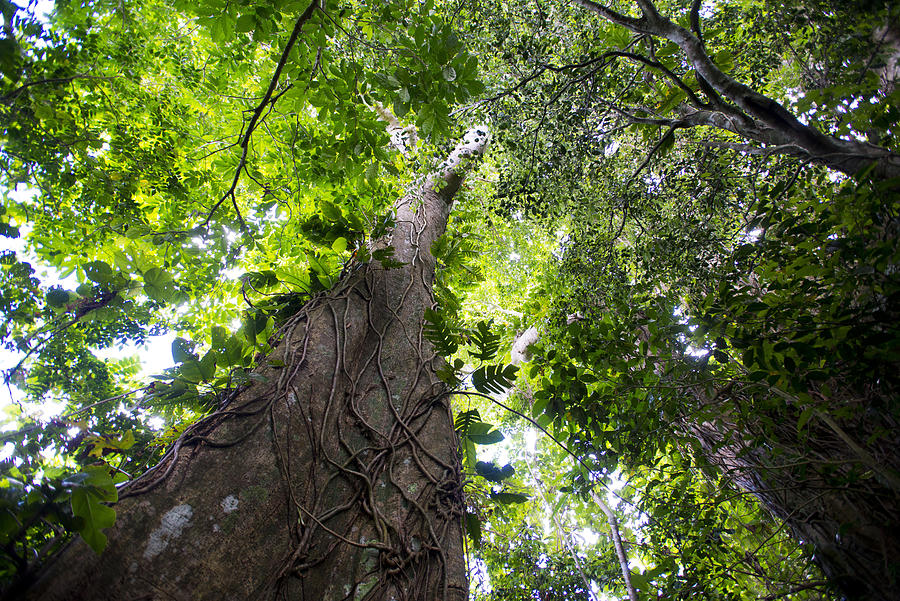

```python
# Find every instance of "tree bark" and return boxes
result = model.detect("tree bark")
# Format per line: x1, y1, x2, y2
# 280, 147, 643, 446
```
22, 128, 489, 601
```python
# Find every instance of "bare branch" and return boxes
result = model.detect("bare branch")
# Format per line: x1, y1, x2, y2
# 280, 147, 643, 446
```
589, 489, 639, 601
626, 123, 678, 184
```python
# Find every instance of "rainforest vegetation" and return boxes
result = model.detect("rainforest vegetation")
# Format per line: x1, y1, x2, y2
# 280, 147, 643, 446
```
0, 0, 898, 599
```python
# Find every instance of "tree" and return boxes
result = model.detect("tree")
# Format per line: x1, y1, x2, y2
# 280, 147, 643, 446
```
2, 0, 899, 600
1, 0, 490, 598
23, 128, 489, 600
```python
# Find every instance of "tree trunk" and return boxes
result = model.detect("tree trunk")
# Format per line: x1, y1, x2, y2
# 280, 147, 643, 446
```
688, 382, 900, 601
22, 129, 489, 601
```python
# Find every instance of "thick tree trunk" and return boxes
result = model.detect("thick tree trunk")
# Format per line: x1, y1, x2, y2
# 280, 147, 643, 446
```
23, 129, 489, 601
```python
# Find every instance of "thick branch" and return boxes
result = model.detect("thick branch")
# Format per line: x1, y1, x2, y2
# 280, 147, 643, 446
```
689, 0, 703, 44
573, 0, 900, 180
570, 0, 649, 33
427, 127, 491, 203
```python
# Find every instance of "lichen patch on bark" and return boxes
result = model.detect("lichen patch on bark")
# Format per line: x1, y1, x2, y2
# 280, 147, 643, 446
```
142, 504, 194, 560
220, 495, 239, 513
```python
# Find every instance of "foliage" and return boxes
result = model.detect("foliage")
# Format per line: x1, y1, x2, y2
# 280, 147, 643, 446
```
0, 0, 898, 598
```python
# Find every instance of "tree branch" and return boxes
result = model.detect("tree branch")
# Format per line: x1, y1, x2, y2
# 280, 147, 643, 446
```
689, 0, 703, 45
570, 0, 649, 33
0, 75, 116, 103
201, 0, 321, 229
604, 50, 708, 108
573, 0, 900, 179
589, 489, 639, 601
427, 127, 491, 203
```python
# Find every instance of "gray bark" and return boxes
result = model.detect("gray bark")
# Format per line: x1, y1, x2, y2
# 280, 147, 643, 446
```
23, 128, 489, 601
573, 0, 900, 181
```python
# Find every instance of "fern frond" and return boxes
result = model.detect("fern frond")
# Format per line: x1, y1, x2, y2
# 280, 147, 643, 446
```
470, 320, 500, 361
424, 308, 461, 356
472, 364, 518, 394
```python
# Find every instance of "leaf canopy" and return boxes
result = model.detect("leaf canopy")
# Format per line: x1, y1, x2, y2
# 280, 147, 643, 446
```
1, 0, 899, 598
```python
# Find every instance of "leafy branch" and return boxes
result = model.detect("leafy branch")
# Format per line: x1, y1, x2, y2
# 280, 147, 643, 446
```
201, 0, 322, 230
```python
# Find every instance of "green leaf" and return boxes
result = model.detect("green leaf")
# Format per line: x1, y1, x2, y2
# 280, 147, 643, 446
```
83, 261, 114, 285
199, 350, 217, 380
211, 326, 228, 348
243, 270, 278, 289
172, 337, 198, 364
467, 422, 504, 445
531, 395, 550, 418
489, 491, 529, 504
469, 320, 500, 361
454, 408, 481, 433
797, 407, 814, 431
320, 200, 342, 221
143, 267, 178, 303
331, 236, 348, 253
424, 308, 460, 356
465, 512, 482, 549
472, 364, 518, 394
46, 288, 72, 308
714, 49, 734, 72
178, 360, 204, 383
71, 487, 117, 554
475, 461, 515, 483
68, 466, 119, 555
235, 14, 255, 33
463, 438, 476, 472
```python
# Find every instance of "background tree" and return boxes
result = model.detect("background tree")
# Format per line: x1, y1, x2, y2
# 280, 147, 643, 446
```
453, 1, 899, 599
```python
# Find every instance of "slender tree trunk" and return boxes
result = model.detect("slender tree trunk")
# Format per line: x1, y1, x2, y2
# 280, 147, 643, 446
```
22, 129, 489, 601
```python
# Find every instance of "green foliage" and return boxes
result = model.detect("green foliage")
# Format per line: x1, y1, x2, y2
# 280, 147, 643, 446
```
469, 320, 501, 362
473, 530, 621, 601
475, 460, 515, 483
472, 364, 518, 394
1, 0, 897, 597
67, 466, 123, 554
424, 307, 461, 356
